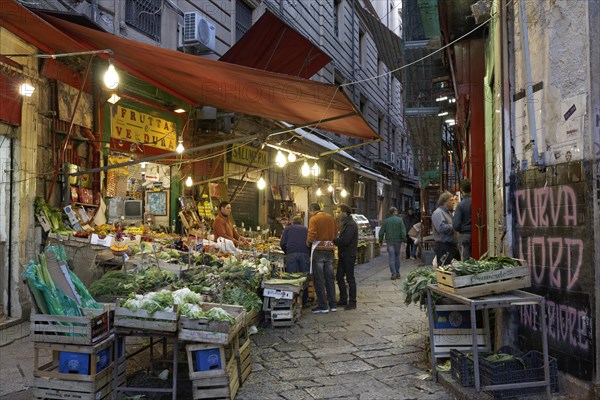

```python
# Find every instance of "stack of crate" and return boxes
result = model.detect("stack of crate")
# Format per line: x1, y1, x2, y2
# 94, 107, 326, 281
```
30, 307, 114, 400
179, 303, 245, 399
262, 280, 304, 327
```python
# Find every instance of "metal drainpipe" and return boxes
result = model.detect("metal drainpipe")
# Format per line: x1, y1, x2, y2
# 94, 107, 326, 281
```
351, 0, 356, 99
7, 137, 13, 316
91, 0, 98, 22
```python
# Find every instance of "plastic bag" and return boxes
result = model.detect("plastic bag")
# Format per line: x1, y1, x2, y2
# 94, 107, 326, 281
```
23, 261, 82, 316
216, 237, 239, 254
68, 269, 101, 309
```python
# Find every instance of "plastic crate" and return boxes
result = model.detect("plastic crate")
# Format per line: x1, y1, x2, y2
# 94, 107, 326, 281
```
479, 346, 526, 377
450, 349, 493, 387
482, 350, 559, 399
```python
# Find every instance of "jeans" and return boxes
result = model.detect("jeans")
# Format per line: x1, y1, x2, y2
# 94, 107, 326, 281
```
336, 253, 357, 304
286, 253, 310, 304
312, 250, 336, 309
387, 241, 402, 276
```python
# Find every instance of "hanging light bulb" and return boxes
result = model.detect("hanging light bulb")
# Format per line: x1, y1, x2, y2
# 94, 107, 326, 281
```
103, 59, 119, 89
341, 188, 348, 198
301, 161, 310, 177
327, 184, 334, 193
275, 150, 287, 167
311, 162, 320, 177
316, 188, 322, 197
185, 176, 193, 187
19, 81, 35, 97
257, 176, 266, 189
176, 138, 185, 153
107, 93, 120, 104
287, 152, 296, 162
141, 162, 146, 169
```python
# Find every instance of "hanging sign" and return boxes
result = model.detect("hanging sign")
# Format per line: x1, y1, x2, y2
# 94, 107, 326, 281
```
228, 144, 269, 168
112, 106, 177, 151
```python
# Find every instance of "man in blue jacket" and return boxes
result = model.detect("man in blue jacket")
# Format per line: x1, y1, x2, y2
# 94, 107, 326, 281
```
379, 207, 407, 280
280, 215, 310, 305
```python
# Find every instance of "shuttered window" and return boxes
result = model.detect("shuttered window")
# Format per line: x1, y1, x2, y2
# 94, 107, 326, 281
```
227, 179, 259, 228
236, 0, 253, 42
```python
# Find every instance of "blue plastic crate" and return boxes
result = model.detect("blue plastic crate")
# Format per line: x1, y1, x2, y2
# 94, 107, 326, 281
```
59, 352, 90, 375
450, 349, 493, 387
96, 347, 110, 373
194, 348, 223, 372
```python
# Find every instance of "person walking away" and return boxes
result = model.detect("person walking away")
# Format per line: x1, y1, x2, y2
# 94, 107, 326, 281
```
333, 204, 358, 310
212, 201, 248, 247
453, 180, 472, 260
280, 215, 310, 306
378, 207, 407, 280
306, 203, 338, 314
432, 192, 460, 266
403, 207, 419, 260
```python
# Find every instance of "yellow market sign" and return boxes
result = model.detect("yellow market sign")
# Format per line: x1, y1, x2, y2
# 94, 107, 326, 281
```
229, 144, 269, 168
112, 106, 177, 151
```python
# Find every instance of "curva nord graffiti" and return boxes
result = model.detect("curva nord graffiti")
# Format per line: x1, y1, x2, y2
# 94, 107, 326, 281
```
514, 176, 594, 380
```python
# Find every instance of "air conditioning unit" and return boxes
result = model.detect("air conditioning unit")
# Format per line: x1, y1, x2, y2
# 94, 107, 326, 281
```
183, 12, 216, 52
353, 182, 365, 198
387, 152, 396, 164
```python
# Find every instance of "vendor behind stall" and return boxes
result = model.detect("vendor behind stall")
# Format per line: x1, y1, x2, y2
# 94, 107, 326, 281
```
280, 215, 310, 306
213, 201, 248, 247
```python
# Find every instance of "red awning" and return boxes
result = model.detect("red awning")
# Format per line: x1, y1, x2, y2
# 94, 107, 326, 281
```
0, 0, 378, 140
220, 10, 331, 79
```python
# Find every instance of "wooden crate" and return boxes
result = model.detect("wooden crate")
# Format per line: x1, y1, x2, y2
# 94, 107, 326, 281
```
235, 328, 252, 385
113, 336, 126, 388
33, 366, 113, 400
30, 307, 113, 345
179, 303, 245, 345
114, 305, 178, 333
436, 265, 531, 298
244, 308, 261, 328
187, 342, 239, 399
34, 336, 114, 381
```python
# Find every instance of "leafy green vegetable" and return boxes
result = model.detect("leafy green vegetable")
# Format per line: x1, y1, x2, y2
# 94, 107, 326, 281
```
402, 267, 437, 307
222, 287, 262, 312
439, 256, 521, 276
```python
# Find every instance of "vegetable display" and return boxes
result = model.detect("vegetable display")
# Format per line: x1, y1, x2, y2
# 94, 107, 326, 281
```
402, 267, 437, 307
438, 256, 521, 276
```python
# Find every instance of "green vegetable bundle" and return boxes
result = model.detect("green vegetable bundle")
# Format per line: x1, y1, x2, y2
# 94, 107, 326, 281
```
402, 267, 437, 307
439, 256, 521, 276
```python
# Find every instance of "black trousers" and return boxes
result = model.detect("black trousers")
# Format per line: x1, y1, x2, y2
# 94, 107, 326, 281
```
336, 254, 357, 304
434, 241, 460, 266
406, 237, 415, 258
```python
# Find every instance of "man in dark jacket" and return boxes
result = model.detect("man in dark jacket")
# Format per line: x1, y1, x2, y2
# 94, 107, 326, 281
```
403, 207, 419, 259
333, 204, 358, 310
379, 207, 407, 280
280, 215, 310, 305
452, 180, 472, 260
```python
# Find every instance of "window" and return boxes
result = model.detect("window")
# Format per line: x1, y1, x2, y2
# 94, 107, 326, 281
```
125, 0, 161, 41
333, 0, 343, 37
358, 28, 366, 66
236, 0, 253, 42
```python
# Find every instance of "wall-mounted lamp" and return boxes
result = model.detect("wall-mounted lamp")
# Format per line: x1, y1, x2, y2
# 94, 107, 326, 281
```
275, 150, 287, 167
103, 58, 119, 89
311, 162, 320, 177
18, 81, 35, 97
176, 138, 185, 153
301, 161, 310, 177
257, 175, 266, 190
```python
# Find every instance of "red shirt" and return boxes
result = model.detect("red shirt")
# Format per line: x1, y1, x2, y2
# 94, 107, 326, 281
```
213, 213, 240, 243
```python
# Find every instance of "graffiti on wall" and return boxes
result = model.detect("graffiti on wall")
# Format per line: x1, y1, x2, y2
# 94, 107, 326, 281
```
515, 180, 593, 380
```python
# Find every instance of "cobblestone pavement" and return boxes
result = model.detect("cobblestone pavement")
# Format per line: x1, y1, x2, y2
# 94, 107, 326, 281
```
0, 251, 454, 400
236, 253, 454, 400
